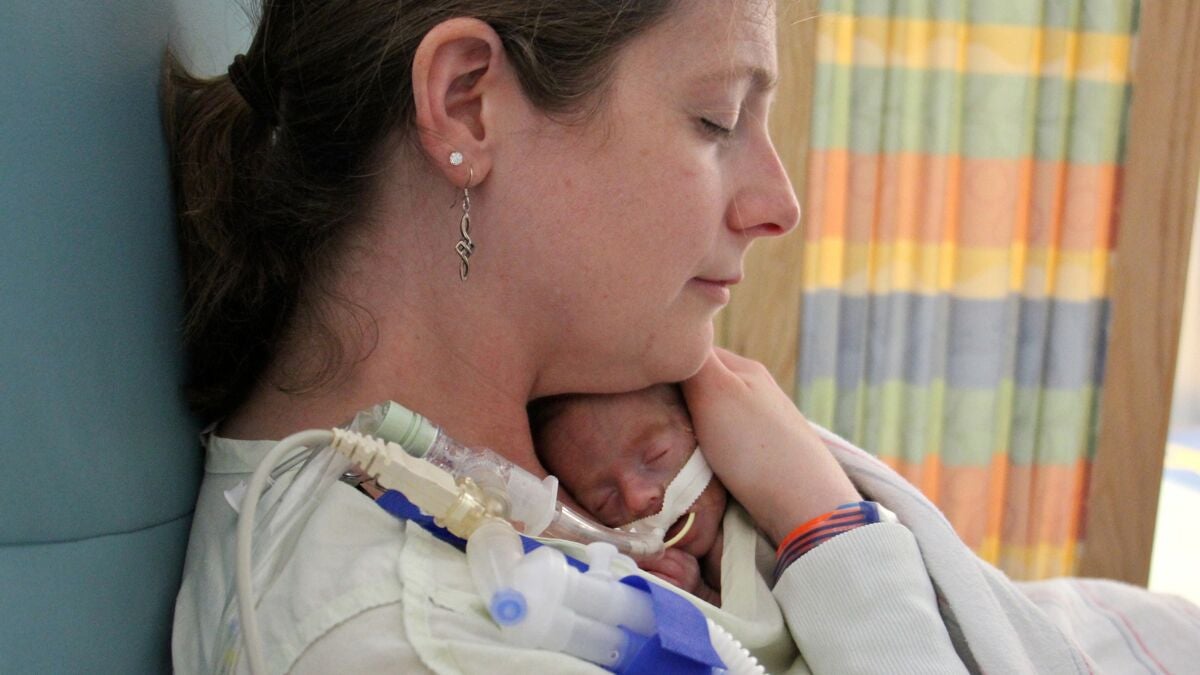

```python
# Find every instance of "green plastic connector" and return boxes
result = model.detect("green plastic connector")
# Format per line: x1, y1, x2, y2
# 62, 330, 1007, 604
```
374, 401, 439, 457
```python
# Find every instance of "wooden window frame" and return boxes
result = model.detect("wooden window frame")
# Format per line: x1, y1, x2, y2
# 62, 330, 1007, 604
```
1078, 1, 1200, 585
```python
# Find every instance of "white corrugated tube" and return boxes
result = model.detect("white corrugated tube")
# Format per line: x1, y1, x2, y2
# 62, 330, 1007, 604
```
707, 617, 767, 675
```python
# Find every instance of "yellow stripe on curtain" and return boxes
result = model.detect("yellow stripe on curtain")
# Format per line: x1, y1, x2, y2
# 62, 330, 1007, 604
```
797, 0, 1138, 580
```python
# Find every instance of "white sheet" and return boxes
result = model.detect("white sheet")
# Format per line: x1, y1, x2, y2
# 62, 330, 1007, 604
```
816, 424, 1200, 674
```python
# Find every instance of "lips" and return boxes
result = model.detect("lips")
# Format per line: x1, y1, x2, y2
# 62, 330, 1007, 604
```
693, 274, 742, 287
689, 275, 740, 304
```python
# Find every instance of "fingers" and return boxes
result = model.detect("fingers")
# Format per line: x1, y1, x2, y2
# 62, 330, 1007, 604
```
639, 548, 699, 584
676, 346, 860, 543
681, 348, 752, 403
710, 346, 759, 372
687, 347, 773, 390
681, 349, 726, 389
639, 549, 721, 605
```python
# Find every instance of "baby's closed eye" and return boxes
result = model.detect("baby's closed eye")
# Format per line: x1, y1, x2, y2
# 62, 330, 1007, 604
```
644, 446, 670, 466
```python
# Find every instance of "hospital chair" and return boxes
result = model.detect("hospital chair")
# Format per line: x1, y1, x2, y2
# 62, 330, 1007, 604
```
0, 3, 244, 672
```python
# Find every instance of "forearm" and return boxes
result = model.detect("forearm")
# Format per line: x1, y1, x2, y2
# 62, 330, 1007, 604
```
772, 523, 967, 675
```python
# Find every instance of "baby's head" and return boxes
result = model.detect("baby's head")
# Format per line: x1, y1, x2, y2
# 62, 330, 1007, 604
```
530, 384, 727, 559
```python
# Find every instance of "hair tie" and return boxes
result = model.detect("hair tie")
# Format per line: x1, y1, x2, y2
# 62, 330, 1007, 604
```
227, 54, 279, 126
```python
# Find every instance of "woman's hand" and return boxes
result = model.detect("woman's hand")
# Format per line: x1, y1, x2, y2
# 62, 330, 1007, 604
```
681, 348, 860, 546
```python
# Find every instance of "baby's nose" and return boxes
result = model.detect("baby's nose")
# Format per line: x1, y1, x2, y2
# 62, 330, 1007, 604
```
623, 480, 665, 521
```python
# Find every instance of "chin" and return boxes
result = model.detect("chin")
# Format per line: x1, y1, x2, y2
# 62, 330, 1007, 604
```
647, 323, 715, 383
543, 318, 713, 397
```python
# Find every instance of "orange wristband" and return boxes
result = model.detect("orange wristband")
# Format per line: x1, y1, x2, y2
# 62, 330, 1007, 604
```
773, 502, 885, 581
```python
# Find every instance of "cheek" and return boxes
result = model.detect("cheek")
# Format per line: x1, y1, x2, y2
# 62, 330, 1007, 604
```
677, 482, 727, 556
511, 129, 724, 385
697, 483, 727, 531
578, 129, 721, 264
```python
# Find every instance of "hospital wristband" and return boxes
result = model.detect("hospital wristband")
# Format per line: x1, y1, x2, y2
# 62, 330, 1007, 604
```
773, 501, 887, 581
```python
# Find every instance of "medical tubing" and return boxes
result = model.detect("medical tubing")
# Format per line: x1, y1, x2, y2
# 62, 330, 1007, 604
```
539, 501, 665, 559
561, 565, 656, 636
236, 424, 487, 675
231, 402, 681, 674
467, 519, 667, 669
373, 401, 665, 558
329, 428, 492, 538
493, 541, 636, 668
236, 428, 334, 675
234, 417, 758, 675
466, 519, 525, 613
706, 617, 766, 675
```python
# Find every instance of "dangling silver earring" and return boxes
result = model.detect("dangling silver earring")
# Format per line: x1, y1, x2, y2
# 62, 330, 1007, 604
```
454, 166, 475, 281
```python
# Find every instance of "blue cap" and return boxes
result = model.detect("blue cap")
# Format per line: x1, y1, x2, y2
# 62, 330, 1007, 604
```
489, 589, 528, 626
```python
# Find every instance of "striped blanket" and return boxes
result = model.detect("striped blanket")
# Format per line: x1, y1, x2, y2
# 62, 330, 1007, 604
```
817, 425, 1200, 674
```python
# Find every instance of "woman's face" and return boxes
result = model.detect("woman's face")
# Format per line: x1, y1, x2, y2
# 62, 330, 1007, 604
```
489, 0, 798, 396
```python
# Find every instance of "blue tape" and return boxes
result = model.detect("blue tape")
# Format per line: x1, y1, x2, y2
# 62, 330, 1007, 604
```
618, 576, 725, 673
374, 489, 724, 674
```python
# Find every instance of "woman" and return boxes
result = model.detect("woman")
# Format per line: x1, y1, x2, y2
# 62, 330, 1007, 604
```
168, 0, 962, 672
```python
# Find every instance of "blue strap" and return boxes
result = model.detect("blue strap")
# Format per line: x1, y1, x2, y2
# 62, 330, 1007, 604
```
617, 576, 725, 673
375, 489, 589, 573
374, 489, 724, 673
375, 489, 469, 550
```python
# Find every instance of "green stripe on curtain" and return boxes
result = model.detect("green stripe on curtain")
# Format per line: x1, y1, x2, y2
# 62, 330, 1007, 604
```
797, 0, 1137, 579
810, 68, 1129, 163
822, 0, 1137, 33
801, 379, 1098, 467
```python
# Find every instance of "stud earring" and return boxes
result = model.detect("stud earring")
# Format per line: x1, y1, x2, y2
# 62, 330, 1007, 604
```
449, 151, 464, 166
455, 167, 475, 280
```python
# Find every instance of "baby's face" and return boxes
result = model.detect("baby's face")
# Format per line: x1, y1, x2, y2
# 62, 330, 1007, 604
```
538, 387, 727, 559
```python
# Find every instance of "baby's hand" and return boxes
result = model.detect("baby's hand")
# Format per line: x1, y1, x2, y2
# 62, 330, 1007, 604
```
639, 548, 721, 606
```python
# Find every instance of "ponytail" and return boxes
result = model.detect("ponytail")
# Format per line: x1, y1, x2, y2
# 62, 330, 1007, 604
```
163, 51, 301, 421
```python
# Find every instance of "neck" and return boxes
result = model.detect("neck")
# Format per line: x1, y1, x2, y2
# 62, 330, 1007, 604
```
220, 230, 549, 481
222, 315, 547, 479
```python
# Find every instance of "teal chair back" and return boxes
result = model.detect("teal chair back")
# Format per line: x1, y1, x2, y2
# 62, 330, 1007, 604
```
1, 3, 245, 672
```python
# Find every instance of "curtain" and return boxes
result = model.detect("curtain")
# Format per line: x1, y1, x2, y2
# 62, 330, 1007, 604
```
797, 0, 1139, 579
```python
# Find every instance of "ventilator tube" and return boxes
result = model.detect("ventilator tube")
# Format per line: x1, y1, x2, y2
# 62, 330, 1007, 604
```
371, 401, 665, 558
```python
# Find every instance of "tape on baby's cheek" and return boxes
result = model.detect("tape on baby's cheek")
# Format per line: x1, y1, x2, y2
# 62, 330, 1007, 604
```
623, 446, 713, 537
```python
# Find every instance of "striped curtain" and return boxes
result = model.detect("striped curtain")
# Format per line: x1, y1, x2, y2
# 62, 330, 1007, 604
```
797, 0, 1138, 579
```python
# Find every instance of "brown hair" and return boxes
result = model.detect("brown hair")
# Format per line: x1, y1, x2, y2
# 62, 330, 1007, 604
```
164, 0, 678, 421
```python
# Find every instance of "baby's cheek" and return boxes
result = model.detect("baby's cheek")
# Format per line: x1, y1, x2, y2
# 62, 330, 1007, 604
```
704, 480, 728, 511
680, 482, 728, 557
695, 481, 728, 527
579, 489, 626, 528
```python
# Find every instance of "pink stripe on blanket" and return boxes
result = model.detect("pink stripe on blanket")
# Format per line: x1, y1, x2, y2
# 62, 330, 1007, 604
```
1073, 580, 1172, 674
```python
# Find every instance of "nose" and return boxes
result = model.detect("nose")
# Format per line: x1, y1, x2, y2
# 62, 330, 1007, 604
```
728, 132, 801, 240
621, 477, 665, 521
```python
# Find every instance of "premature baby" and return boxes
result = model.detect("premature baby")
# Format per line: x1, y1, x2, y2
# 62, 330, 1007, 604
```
530, 384, 728, 605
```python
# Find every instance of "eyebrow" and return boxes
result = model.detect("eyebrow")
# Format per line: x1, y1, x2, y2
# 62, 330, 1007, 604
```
691, 64, 779, 94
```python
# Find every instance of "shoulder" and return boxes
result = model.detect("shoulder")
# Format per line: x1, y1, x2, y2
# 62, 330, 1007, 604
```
254, 483, 412, 672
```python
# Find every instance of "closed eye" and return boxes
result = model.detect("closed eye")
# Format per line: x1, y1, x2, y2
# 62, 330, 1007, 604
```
699, 118, 735, 139
645, 446, 670, 466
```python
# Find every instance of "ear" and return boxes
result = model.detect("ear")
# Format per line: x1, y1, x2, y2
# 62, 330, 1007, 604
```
411, 18, 507, 188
